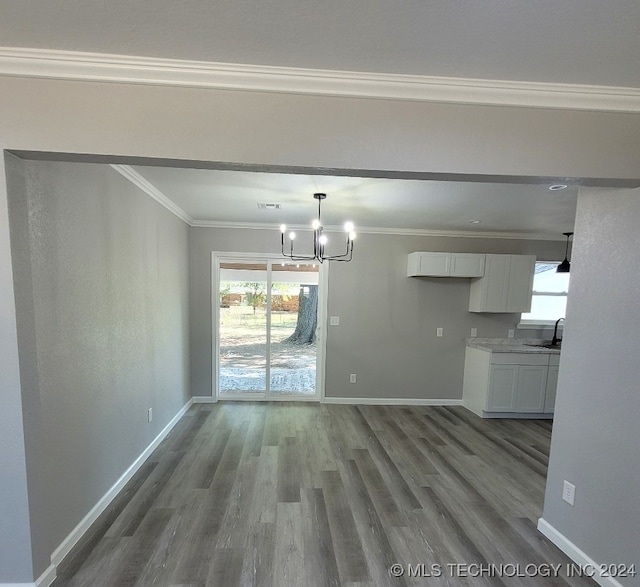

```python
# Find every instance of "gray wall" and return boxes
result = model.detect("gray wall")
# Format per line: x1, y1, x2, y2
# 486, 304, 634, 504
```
1, 154, 35, 582
2, 76, 640, 181
324, 233, 563, 399
542, 187, 640, 584
7, 158, 190, 578
190, 226, 565, 399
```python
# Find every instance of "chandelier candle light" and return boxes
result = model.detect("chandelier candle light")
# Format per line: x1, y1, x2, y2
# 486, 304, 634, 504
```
280, 193, 356, 263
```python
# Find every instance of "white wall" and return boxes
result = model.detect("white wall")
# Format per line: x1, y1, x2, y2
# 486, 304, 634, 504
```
541, 187, 640, 584
6, 158, 190, 579
1, 72, 640, 582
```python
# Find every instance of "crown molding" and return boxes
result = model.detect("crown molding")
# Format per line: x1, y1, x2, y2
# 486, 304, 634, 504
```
191, 220, 563, 241
2, 47, 640, 113
110, 164, 193, 224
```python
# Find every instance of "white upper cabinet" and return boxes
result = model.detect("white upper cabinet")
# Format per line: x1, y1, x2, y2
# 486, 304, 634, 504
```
407, 252, 485, 277
468, 254, 535, 312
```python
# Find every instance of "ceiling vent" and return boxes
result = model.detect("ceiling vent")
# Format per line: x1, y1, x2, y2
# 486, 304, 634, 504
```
257, 202, 281, 210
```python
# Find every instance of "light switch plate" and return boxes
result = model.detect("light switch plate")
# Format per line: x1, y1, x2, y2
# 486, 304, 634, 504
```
470, 328, 478, 337
330, 316, 340, 326
508, 329, 515, 339
436, 327, 444, 337
562, 480, 576, 506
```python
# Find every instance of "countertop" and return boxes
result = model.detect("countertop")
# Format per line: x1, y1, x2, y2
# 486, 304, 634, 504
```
466, 338, 561, 354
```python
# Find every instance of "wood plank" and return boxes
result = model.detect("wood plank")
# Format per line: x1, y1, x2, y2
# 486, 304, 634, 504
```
320, 470, 370, 583
239, 522, 275, 587
276, 436, 302, 503
273, 502, 305, 587
300, 488, 341, 587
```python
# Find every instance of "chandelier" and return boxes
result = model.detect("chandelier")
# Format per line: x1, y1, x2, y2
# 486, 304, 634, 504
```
280, 193, 356, 263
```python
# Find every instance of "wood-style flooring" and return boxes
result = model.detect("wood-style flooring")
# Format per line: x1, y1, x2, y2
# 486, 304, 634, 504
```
52, 403, 595, 586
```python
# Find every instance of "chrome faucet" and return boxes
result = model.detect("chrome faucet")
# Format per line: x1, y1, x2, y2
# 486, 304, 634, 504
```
552, 317, 565, 346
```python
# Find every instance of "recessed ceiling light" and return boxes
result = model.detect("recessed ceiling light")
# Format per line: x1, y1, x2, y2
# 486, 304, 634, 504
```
257, 202, 281, 210
468, 219, 481, 224
549, 184, 568, 191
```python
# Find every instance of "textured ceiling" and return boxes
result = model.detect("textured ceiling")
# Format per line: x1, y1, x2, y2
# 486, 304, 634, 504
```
1, 0, 640, 87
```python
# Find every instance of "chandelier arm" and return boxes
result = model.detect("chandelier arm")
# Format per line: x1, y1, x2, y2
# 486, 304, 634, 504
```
282, 251, 319, 262
323, 251, 353, 262
321, 236, 352, 260
322, 242, 354, 262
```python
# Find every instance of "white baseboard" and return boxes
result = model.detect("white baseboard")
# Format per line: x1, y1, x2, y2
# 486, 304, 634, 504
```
33, 565, 56, 587
1, 561, 56, 587
192, 395, 218, 403
47, 399, 194, 577
537, 518, 624, 587
321, 397, 463, 406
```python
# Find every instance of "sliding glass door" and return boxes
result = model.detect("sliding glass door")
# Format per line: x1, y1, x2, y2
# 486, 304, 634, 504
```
216, 256, 321, 399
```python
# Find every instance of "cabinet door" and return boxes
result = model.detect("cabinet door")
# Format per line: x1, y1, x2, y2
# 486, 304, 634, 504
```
472, 255, 510, 312
407, 252, 451, 276
544, 365, 560, 413
515, 365, 547, 412
506, 255, 536, 312
487, 365, 518, 411
450, 253, 485, 277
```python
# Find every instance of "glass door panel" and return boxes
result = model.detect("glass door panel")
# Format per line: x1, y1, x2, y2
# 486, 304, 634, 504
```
269, 263, 319, 396
218, 261, 268, 396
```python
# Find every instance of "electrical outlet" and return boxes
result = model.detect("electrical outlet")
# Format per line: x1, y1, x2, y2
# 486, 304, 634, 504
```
147, 408, 153, 423
349, 374, 357, 384
470, 328, 478, 337
330, 316, 340, 326
508, 329, 515, 339
562, 480, 576, 506
436, 327, 444, 337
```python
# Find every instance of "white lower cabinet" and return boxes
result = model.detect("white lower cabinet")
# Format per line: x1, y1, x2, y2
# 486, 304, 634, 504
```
463, 347, 558, 418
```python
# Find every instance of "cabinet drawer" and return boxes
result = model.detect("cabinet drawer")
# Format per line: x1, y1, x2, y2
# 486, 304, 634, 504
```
490, 352, 549, 366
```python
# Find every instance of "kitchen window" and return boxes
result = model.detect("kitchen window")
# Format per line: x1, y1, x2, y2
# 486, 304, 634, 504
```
519, 262, 569, 325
